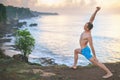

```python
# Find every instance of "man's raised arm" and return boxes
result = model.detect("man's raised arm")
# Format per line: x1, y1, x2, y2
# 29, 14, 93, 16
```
89, 7, 101, 23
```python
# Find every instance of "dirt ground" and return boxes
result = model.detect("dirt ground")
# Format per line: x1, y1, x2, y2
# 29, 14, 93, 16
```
0, 56, 120, 80
40, 63, 120, 80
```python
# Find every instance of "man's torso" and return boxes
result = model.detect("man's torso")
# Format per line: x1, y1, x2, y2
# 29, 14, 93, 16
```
80, 32, 91, 49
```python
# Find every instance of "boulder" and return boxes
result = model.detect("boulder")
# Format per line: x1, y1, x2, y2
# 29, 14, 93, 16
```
39, 57, 57, 66
29, 23, 37, 27
13, 54, 28, 62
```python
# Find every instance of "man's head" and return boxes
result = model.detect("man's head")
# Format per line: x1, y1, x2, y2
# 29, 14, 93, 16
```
84, 22, 93, 31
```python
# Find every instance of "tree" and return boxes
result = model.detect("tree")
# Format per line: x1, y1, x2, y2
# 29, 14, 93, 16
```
15, 29, 35, 57
0, 4, 7, 23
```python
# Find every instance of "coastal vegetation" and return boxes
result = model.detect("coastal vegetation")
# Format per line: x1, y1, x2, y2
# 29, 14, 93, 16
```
15, 29, 35, 60
0, 3, 58, 24
0, 4, 7, 23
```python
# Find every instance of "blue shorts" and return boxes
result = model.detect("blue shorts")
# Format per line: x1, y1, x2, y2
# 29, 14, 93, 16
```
81, 46, 92, 60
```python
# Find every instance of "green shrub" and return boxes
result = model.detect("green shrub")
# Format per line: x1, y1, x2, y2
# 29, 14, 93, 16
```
15, 29, 35, 57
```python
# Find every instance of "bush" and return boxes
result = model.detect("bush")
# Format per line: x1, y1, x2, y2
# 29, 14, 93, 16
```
15, 29, 35, 57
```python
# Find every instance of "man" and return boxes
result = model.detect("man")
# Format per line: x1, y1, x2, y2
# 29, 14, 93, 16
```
72, 7, 113, 78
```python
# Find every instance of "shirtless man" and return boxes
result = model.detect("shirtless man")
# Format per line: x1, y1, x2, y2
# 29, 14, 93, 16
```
72, 7, 113, 78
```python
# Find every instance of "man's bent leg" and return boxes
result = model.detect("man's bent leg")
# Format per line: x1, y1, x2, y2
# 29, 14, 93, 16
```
72, 48, 81, 69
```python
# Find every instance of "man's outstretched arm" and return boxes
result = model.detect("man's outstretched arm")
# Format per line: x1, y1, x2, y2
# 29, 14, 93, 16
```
89, 7, 101, 23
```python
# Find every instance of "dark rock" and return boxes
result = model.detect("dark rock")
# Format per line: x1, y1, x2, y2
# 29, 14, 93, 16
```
13, 54, 28, 62
6, 34, 13, 37
0, 38, 11, 43
16, 21, 27, 27
39, 57, 57, 66
0, 49, 10, 59
29, 23, 37, 27
8, 19, 18, 25
0, 49, 5, 58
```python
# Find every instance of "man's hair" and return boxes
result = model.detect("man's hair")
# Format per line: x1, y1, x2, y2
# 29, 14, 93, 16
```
87, 22, 93, 30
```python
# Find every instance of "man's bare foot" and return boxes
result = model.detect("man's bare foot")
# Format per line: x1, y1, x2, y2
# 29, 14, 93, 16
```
70, 66, 77, 69
102, 73, 113, 78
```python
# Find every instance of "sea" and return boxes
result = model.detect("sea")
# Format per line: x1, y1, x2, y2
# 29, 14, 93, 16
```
18, 14, 120, 66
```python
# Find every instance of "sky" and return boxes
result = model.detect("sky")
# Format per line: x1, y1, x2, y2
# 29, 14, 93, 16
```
0, 0, 120, 15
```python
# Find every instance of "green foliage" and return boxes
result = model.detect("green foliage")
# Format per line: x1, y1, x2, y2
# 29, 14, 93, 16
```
15, 29, 35, 57
6, 6, 34, 19
0, 4, 7, 22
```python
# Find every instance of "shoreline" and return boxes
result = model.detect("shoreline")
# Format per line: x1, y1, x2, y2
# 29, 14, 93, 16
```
0, 21, 21, 57
0, 15, 120, 67
0, 25, 119, 66
1, 22, 120, 67
0, 19, 120, 80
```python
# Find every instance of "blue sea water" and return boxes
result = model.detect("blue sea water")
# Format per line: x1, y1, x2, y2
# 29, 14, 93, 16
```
20, 14, 120, 66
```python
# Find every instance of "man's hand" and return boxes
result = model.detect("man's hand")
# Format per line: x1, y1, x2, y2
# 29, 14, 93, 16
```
96, 7, 101, 12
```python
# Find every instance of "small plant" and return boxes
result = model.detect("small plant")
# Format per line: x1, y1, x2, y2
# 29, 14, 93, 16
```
15, 29, 35, 57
